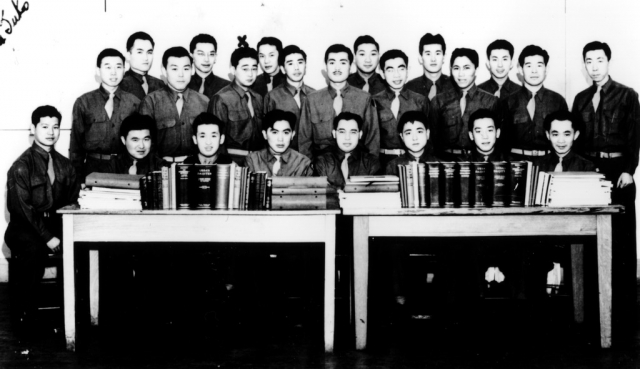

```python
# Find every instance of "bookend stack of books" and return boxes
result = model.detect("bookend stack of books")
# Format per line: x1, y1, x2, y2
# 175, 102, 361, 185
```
80, 172, 144, 210
535, 171, 612, 207
339, 175, 402, 209
271, 177, 337, 210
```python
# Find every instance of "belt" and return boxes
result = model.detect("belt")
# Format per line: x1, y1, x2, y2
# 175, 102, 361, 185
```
162, 156, 188, 163
510, 148, 549, 157
380, 149, 405, 156
227, 148, 251, 156
585, 151, 623, 159
444, 148, 468, 155
87, 153, 115, 160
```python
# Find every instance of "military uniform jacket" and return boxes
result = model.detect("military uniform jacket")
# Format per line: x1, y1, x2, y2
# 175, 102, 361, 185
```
347, 72, 386, 95
535, 150, 597, 173
120, 70, 165, 101
252, 72, 286, 98
314, 147, 380, 189
405, 73, 456, 103
478, 78, 520, 102
373, 87, 429, 150
187, 72, 230, 100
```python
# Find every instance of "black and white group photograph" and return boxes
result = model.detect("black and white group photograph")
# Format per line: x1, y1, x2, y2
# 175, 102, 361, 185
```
0, 0, 640, 368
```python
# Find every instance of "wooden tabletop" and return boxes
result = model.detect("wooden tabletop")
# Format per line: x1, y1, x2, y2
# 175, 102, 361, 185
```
342, 205, 624, 216
58, 205, 341, 216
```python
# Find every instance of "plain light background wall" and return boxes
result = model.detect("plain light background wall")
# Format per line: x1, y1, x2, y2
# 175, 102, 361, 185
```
0, 0, 638, 281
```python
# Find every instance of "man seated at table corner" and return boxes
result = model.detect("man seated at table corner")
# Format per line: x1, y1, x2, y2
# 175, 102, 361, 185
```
245, 109, 312, 176
5, 105, 80, 335
314, 112, 380, 189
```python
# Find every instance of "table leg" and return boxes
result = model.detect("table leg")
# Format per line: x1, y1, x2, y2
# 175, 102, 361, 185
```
63, 214, 76, 351
596, 214, 613, 348
324, 215, 336, 353
89, 250, 99, 325
353, 216, 369, 350
570, 243, 584, 324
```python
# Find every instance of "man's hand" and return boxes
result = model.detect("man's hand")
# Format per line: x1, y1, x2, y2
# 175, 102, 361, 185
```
617, 173, 634, 188
47, 237, 61, 253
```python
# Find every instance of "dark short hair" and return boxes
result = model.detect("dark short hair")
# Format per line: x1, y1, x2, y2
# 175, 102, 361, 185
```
263, 109, 296, 131
126, 31, 154, 51
583, 41, 611, 61
544, 110, 577, 132
353, 35, 379, 53
379, 49, 408, 70
325, 44, 353, 64
397, 111, 428, 134
419, 33, 446, 55
518, 45, 549, 67
279, 45, 307, 67
162, 47, 193, 68
31, 105, 61, 126
333, 112, 363, 130
192, 112, 225, 136
257, 37, 283, 53
119, 113, 157, 142
469, 109, 498, 131
231, 36, 258, 67
190, 34, 217, 53
486, 39, 514, 59
450, 48, 479, 68
96, 48, 125, 67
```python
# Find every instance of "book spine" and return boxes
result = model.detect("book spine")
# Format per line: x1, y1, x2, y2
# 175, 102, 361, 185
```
152, 171, 163, 210
473, 163, 487, 208
492, 162, 507, 207
214, 164, 231, 209
265, 177, 272, 210
342, 184, 400, 193
161, 166, 170, 210
398, 165, 406, 208
406, 165, 415, 208
510, 161, 526, 207
411, 161, 419, 208
417, 163, 427, 208
459, 162, 471, 208
227, 162, 236, 209
427, 162, 440, 208
257, 172, 267, 210
248, 172, 257, 210
272, 194, 327, 210
139, 177, 148, 210
270, 176, 328, 188
232, 166, 242, 209
176, 164, 191, 210
85, 173, 144, 189
442, 162, 456, 208
195, 165, 214, 209
243, 168, 250, 210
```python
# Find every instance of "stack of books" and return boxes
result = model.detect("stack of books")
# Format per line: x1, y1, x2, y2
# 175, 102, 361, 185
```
534, 171, 612, 207
80, 173, 144, 210
271, 177, 336, 210
339, 175, 401, 209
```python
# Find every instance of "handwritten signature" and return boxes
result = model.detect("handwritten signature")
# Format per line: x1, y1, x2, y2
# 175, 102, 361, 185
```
0, 0, 29, 47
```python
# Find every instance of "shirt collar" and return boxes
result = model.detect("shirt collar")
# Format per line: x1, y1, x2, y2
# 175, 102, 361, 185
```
328, 83, 351, 99
125, 70, 145, 84
596, 75, 614, 94
556, 150, 576, 163
284, 81, 307, 97
31, 142, 53, 158
384, 86, 409, 100
165, 85, 191, 101
231, 81, 256, 98
456, 84, 478, 98
263, 148, 292, 164
99, 84, 121, 100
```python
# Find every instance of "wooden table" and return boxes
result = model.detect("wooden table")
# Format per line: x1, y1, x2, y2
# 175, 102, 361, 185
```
343, 206, 623, 350
58, 208, 340, 352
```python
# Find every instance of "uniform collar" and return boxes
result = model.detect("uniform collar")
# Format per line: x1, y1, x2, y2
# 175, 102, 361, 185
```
125, 69, 146, 84
263, 147, 293, 164
231, 81, 257, 99
328, 83, 351, 99
383, 86, 409, 100
99, 85, 121, 100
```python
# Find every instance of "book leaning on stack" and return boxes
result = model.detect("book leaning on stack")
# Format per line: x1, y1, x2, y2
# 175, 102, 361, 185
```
80, 172, 144, 210
339, 175, 401, 209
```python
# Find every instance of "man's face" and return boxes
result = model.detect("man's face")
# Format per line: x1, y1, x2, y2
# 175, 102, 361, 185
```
451, 56, 476, 90
487, 49, 513, 80
31, 117, 60, 148
259, 44, 279, 76
192, 124, 224, 157
520, 55, 547, 87
546, 119, 579, 157
280, 53, 306, 84
121, 129, 151, 160
332, 119, 362, 153
355, 43, 379, 74
192, 42, 216, 75
326, 52, 351, 84
164, 56, 192, 92
382, 57, 408, 91
232, 57, 258, 88
400, 121, 429, 154
468, 118, 499, 154
128, 39, 154, 74
263, 120, 294, 154
419, 44, 444, 74
98, 56, 124, 88
584, 49, 610, 84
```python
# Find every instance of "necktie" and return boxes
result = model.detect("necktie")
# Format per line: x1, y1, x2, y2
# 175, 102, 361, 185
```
245, 93, 255, 118
494, 85, 502, 98
142, 76, 149, 94
484, 155, 489, 162
428, 83, 437, 100
391, 91, 400, 119
333, 89, 343, 115
592, 85, 602, 112
47, 153, 55, 184
527, 92, 536, 120
554, 157, 563, 172
105, 92, 115, 119
460, 91, 467, 115
204, 157, 214, 165
267, 75, 273, 92
176, 93, 184, 118
294, 88, 301, 108
199, 77, 206, 94
272, 156, 281, 176
363, 79, 369, 93
128, 159, 137, 175
341, 153, 350, 182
